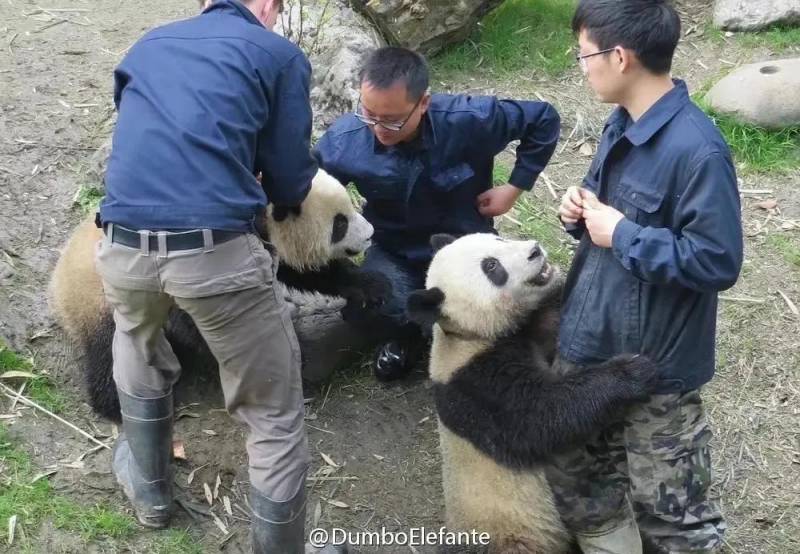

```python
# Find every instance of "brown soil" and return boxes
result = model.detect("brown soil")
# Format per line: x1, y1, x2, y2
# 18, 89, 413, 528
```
0, 0, 798, 553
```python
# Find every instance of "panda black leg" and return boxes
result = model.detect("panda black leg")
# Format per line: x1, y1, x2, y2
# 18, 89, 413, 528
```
83, 311, 121, 422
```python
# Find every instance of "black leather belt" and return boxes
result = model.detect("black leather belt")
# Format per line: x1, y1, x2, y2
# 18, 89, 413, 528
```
106, 224, 243, 252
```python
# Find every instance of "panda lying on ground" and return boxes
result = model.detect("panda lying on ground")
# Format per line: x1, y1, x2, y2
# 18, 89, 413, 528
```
407, 233, 659, 554
50, 169, 388, 421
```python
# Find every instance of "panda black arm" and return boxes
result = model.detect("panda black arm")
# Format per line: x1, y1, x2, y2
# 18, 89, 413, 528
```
276, 259, 391, 308
434, 344, 657, 469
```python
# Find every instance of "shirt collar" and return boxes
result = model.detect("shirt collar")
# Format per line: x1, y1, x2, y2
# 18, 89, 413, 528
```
370, 110, 437, 154
622, 79, 690, 146
204, 0, 263, 28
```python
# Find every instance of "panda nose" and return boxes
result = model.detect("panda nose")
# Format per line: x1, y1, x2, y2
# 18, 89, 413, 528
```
528, 244, 542, 261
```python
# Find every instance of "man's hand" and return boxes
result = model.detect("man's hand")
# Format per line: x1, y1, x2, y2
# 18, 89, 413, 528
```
559, 186, 584, 224
477, 184, 524, 217
582, 190, 624, 248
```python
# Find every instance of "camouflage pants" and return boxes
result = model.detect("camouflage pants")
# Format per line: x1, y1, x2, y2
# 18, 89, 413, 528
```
546, 390, 726, 553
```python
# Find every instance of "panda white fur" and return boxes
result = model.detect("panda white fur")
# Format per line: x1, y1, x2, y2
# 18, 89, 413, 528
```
407, 233, 659, 554
49, 168, 386, 421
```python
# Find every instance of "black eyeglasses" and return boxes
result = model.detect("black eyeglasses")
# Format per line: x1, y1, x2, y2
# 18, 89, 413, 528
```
575, 47, 616, 72
354, 94, 424, 132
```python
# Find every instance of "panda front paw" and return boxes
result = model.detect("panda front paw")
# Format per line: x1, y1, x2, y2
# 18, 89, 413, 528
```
356, 270, 393, 308
339, 272, 392, 325
610, 354, 660, 400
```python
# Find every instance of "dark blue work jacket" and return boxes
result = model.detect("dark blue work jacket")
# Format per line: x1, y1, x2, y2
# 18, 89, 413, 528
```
559, 80, 743, 393
314, 94, 561, 263
100, 0, 317, 232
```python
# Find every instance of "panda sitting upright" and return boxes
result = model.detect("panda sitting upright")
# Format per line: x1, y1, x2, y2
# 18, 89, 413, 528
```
407, 233, 659, 554
50, 168, 388, 421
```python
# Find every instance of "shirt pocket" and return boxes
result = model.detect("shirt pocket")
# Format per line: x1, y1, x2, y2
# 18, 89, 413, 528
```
430, 162, 475, 193
617, 178, 666, 226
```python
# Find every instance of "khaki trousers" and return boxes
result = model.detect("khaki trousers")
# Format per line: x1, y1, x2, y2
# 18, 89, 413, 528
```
95, 225, 310, 502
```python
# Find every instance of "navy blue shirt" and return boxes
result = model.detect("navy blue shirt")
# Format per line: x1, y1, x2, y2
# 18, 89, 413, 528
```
100, 0, 317, 232
314, 94, 560, 263
559, 80, 743, 393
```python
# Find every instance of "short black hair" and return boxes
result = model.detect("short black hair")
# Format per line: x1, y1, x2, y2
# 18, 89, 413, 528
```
360, 47, 429, 101
572, 0, 681, 74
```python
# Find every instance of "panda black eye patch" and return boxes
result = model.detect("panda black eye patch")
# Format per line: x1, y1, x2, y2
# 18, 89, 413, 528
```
331, 213, 349, 244
481, 257, 508, 287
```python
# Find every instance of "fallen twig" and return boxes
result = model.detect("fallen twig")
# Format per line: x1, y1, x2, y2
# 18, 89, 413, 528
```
0, 383, 110, 450
777, 290, 799, 317
719, 295, 767, 304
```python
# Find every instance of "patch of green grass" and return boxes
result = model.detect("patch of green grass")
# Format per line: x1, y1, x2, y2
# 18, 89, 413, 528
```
492, 162, 512, 185
0, 344, 66, 414
433, 0, 578, 79
0, 426, 138, 547
511, 194, 574, 268
707, 23, 800, 52
73, 184, 104, 215
693, 96, 800, 174
50, 499, 136, 540
766, 233, 800, 268
151, 528, 205, 554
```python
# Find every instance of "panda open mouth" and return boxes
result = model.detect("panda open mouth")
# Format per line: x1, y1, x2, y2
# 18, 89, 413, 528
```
345, 248, 360, 256
527, 262, 553, 286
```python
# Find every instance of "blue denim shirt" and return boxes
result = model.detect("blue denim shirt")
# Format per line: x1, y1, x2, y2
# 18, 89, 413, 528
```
100, 0, 317, 232
314, 94, 560, 263
559, 80, 743, 393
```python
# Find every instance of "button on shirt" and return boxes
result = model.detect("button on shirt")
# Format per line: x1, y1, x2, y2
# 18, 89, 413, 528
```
314, 94, 561, 263
100, 0, 317, 232
559, 80, 744, 393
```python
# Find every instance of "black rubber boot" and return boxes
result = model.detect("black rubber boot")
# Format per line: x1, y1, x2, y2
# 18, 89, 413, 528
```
373, 334, 426, 382
112, 389, 174, 529
250, 485, 348, 554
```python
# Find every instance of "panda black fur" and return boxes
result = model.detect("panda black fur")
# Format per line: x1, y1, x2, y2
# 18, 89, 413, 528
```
50, 169, 388, 421
407, 233, 659, 554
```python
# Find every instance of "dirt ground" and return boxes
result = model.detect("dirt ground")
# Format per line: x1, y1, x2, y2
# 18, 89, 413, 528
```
0, 0, 798, 553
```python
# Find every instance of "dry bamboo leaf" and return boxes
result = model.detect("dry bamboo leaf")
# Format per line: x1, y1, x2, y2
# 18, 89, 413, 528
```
172, 440, 186, 461
756, 200, 778, 210
211, 511, 228, 535
30, 469, 58, 483
579, 142, 594, 156
201, 429, 217, 436
418, 416, 430, 424
0, 371, 37, 380
8, 515, 17, 546
204, 482, 213, 506
777, 290, 799, 317
372, 454, 385, 461
312, 500, 322, 527
187, 463, 208, 485
213, 474, 221, 500
223, 496, 233, 516
320, 452, 339, 468
326, 499, 349, 509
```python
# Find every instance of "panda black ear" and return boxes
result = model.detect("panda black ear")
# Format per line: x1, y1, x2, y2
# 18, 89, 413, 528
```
407, 287, 445, 328
430, 233, 456, 253
272, 205, 302, 222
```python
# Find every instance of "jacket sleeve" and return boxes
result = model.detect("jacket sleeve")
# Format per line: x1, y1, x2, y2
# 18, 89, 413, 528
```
611, 151, 743, 292
256, 53, 318, 207
472, 98, 561, 190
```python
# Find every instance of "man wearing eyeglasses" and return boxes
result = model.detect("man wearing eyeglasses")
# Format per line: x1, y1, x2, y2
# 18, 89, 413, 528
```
550, 1, 742, 553
314, 46, 561, 381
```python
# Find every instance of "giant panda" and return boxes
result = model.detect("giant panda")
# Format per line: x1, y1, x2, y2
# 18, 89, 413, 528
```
50, 168, 387, 421
407, 233, 659, 554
